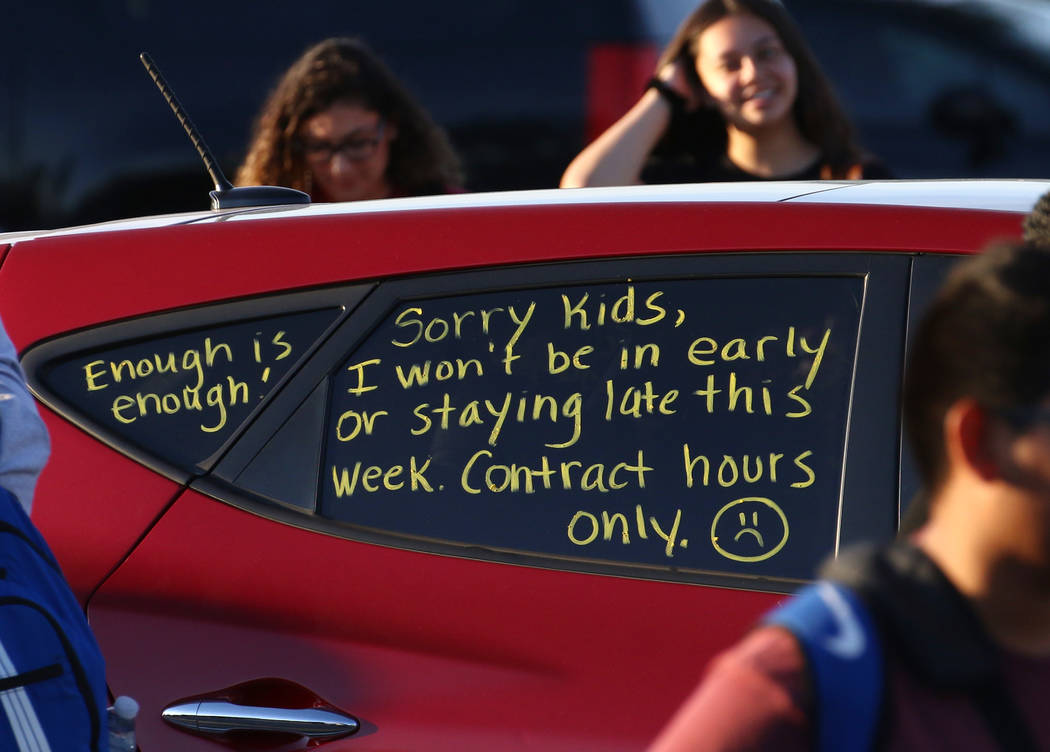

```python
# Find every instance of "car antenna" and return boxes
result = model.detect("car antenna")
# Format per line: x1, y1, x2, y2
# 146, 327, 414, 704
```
139, 52, 310, 210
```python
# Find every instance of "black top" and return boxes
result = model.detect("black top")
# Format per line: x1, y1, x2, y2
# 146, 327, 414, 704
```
642, 152, 894, 184
822, 542, 1040, 752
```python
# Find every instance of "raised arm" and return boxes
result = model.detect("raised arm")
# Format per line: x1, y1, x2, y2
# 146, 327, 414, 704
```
560, 89, 674, 188
560, 64, 695, 188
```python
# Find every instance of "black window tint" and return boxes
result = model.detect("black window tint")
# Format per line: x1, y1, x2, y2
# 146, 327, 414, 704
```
321, 277, 862, 582
40, 309, 339, 471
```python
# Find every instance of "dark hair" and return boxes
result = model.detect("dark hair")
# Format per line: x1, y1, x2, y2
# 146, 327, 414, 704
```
236, 37, 462, 198
656, 0, 863, 175
903, 242, 1050, 490
1023, 190, 1050, 246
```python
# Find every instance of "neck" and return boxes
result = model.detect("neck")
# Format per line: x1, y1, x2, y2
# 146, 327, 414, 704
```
725, 121, 820, 178
365, 177, 395, 201
313, 177, 394, 203
917, 482, 1050, 655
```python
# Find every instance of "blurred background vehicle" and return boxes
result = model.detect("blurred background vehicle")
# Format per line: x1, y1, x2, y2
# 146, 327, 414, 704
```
4, 0, 1049, 231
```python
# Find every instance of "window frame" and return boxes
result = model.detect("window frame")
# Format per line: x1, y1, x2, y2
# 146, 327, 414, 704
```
194, 251, 910, 591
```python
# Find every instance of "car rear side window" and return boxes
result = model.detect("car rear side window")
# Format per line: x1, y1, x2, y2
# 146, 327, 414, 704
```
320, 276, 862, 581
35, 308, 340, 473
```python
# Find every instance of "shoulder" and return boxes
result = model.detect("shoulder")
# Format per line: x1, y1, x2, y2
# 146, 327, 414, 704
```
817, 154, 894, 180
648, 626, 811, 752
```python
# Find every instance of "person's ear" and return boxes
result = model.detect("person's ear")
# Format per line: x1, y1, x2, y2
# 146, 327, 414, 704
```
946, 398, 1000, 481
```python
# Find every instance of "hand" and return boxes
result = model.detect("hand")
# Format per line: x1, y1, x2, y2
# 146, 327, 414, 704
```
657, 59, 702, 111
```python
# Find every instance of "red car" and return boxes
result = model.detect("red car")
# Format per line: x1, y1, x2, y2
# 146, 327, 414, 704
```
0, 180, 1042, 750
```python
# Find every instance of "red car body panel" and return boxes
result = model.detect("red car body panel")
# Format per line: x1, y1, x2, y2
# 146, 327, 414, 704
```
92, 488, 780, 750
0, 184, 1040, 750
31, 411, 181, 599
0, 202, 1021, 350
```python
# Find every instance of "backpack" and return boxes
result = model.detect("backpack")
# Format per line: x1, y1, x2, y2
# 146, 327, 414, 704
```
0, 485, 108, 751
765, 543, 1040, 752
765, 581, 883, 752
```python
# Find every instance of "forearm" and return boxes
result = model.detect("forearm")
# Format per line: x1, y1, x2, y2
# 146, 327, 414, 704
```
647, 628, 811, 752
560, 89, 672, 188
0, 313, 49, 512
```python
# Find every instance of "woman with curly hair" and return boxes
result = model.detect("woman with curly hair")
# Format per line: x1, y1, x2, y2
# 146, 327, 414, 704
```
561, 0, 889, 187
237, 37, 463, 202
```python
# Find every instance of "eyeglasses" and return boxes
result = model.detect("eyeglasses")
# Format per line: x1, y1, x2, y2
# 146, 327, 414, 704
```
297, 120, 385, 163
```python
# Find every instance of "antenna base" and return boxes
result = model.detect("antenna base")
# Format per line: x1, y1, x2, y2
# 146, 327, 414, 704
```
210, 186, 311, 210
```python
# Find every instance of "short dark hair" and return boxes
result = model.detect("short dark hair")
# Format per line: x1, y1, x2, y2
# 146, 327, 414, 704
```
903, 242, 1050, 490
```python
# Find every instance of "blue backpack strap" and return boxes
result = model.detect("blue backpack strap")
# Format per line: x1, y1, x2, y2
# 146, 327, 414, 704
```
765, 581, 883, 752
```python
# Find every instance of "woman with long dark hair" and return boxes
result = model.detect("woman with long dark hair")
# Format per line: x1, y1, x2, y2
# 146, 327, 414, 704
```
237, 37, 463, 202
561, 0, 888, 186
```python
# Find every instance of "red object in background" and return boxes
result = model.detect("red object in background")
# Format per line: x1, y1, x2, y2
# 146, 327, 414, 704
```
586, 43, 660, 143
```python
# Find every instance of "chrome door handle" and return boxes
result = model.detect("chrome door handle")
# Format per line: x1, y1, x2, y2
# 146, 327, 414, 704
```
162, 699, 359, 739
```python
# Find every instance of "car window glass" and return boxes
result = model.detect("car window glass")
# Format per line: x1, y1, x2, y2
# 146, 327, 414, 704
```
319, 276, 862, 582
39, 309, 339, 472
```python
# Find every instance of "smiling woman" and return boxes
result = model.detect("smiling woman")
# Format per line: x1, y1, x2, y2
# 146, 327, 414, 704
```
236, 37, 464, 202
560, 0, 890, 186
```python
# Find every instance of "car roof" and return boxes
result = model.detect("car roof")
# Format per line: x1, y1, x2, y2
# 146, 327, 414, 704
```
2, 179, 1046, 243
2, 179, 1038, 352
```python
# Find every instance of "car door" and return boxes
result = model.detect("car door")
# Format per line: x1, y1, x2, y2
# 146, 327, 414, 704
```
26, 248, 908, 751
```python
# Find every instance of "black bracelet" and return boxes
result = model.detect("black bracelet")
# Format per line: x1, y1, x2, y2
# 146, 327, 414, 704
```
646, 77, 687, 118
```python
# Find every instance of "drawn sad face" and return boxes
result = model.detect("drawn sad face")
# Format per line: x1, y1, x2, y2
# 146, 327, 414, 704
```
710, 497, 789, 562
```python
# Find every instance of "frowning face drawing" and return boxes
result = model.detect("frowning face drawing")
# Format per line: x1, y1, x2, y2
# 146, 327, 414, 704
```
710, 496, 789, 563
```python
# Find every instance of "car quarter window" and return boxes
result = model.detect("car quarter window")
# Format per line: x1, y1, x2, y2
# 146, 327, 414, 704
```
27, 303, 346, 475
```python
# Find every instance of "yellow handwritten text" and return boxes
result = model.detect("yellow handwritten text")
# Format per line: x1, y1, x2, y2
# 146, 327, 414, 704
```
335, 409, 389, 442
561, 286, 669, 330
344, 358, 382, 395
330, 456, 434, 496
390, 302, 535, 352
604, 379, 678, 419
461, 449, 651, 495
83, 338, 233, 392
109, 377, 248, 433
411, 390, 582, 448
682, 444, 815, 489
547, 342, 594, 373
394, 358, 484, 389
567, 504, 686, 557
687, 327, 831, 389
619, 343, 660, 370
691, 374, 811, 417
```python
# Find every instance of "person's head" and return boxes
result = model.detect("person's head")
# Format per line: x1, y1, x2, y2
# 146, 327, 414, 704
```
904, 243, 1050, 511
1023, 189, 1050, 246
658, 0, 860, 173
236, 37, 462, 202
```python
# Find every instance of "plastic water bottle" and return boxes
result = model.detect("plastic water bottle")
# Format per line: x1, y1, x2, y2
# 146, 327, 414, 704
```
107, 695, 139, 752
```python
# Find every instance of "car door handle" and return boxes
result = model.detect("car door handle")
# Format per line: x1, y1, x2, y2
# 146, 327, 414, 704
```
162, 699, 359, 739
